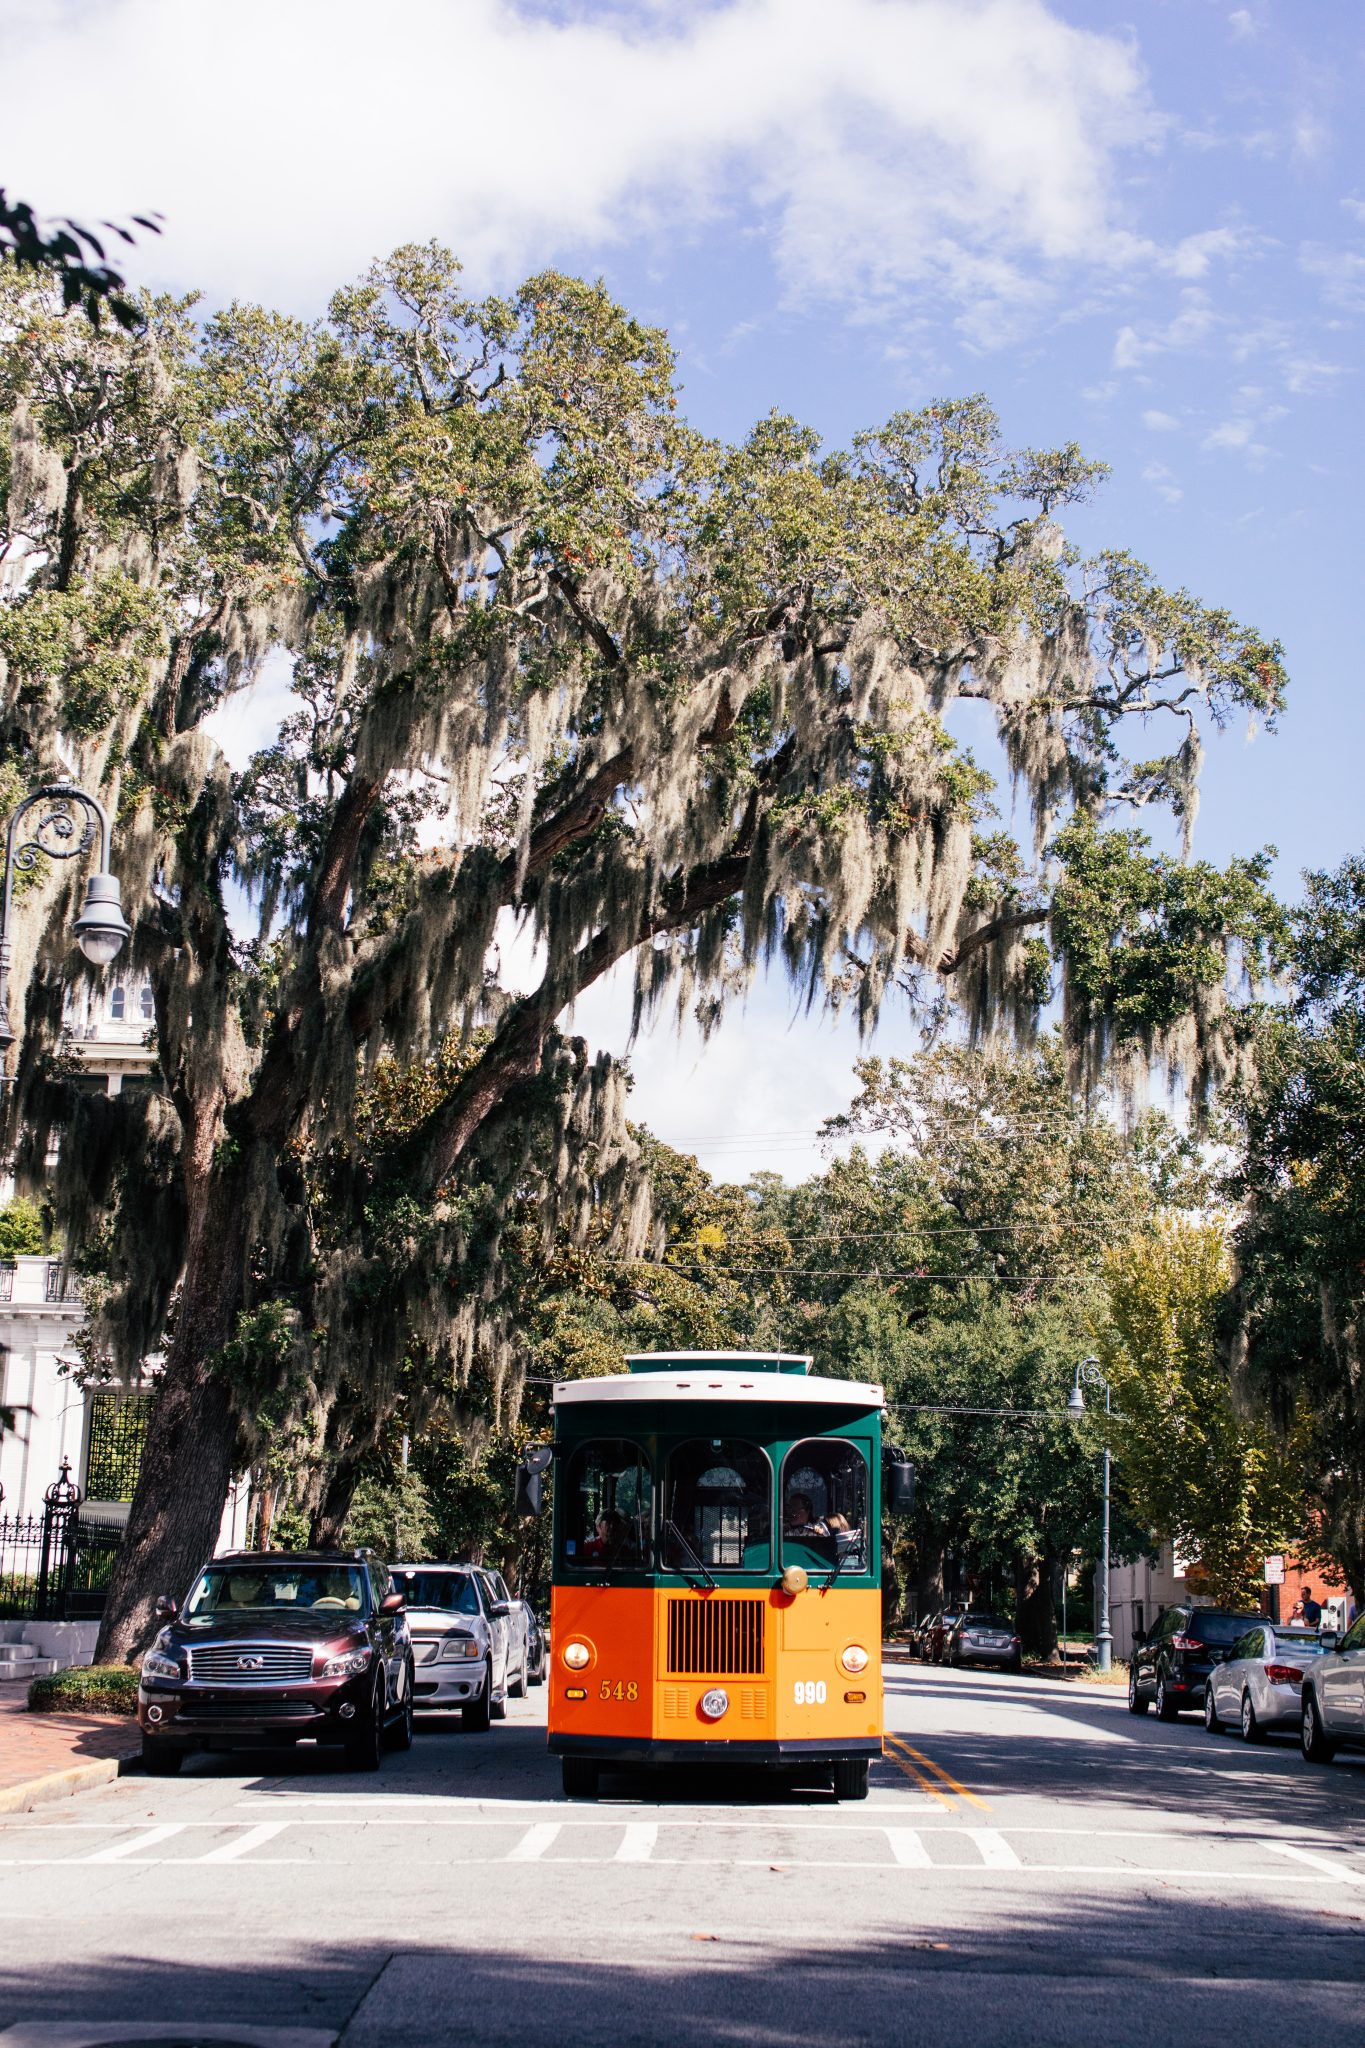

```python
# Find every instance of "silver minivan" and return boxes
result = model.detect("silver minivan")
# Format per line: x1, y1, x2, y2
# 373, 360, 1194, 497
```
391, 1564, 512, 1730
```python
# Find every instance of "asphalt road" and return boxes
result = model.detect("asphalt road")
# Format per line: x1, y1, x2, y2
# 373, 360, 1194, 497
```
1, 1660, 1362, 2048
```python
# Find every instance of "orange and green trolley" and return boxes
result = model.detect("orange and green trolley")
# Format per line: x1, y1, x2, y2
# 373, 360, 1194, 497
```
530, 1349, 911, 1801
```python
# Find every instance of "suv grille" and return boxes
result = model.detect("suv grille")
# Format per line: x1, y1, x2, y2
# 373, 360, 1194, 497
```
667, 1597, 765, 1675
187, 1643, 314, 1684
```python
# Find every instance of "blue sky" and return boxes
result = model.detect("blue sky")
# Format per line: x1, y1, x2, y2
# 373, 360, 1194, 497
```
4, 0, 1361, 1177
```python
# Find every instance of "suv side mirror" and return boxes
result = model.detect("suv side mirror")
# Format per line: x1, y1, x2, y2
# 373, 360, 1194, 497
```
884, 1448, 916, 1515
155, 1595, 178, 1620
490, 1600, 511, 1618
379, 1591, 405, 1617
515, 1444, 554, 1519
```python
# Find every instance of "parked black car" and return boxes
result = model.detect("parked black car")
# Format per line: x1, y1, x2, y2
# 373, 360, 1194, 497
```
137, 1550, 414, 1774
1128, 1603, 1264, 1721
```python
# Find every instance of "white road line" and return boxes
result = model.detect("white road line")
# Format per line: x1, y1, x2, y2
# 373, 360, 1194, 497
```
80, 1825, 187, 1864
506, 1822, 562, 1862
964, 1828, 1021, 1869
1266, 1841, 1365, 1886
195, 1822, 289, 1864
884, 1828, 931, 1866
614, 1824, 657, 1863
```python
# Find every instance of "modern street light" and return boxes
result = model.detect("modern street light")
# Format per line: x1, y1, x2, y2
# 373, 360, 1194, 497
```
1068, 1354, 1113, 1672
0, 783, 131, 1055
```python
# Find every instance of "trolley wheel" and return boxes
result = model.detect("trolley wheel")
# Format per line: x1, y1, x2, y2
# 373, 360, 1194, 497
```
832, 1758, 869, 1802
562, 1755, 599, 1799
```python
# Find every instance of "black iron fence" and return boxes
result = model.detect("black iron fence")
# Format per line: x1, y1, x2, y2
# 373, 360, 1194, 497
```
0, 1460, 124, 1622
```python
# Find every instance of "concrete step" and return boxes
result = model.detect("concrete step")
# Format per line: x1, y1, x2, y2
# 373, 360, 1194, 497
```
0, 1645, 58, 1679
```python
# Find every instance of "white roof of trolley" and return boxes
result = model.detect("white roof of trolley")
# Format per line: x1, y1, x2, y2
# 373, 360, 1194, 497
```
553, 1372, 884, 1410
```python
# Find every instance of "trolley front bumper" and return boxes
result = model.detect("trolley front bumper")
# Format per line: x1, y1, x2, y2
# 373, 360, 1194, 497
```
548, 1732, 882, 1766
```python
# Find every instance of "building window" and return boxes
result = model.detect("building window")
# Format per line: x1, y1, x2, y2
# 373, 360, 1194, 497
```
140, 983, 154, 1020
109, 985, 125, 1022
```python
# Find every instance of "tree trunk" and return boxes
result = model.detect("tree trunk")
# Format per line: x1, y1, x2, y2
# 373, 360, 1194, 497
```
1014, 1551, 1060, 1661
311, 1458, 362, 1549
94, 1168, 247, 1665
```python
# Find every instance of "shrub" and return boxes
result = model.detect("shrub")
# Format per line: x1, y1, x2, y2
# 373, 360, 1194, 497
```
28, 1663, 139, 1715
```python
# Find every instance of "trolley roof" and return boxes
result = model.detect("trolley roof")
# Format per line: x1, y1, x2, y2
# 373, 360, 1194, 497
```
553, 1367, 884, 1411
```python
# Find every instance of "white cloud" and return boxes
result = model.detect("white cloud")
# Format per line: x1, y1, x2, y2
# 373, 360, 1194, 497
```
1300, 241, 1365, 311
1227, 8, 1255, 36
1141, 408, 1180, 430
0, 0, 1153, 329
1159, 226, 1253, 279
1113, 290, 1216, 368
1141, 461, 1182, 503
1284, 355, 1347, 395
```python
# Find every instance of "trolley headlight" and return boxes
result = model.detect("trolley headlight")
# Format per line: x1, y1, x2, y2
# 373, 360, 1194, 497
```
699, 1688, 729, 1721
840, 1644, 870, 1675
562, 1640, 593, 1670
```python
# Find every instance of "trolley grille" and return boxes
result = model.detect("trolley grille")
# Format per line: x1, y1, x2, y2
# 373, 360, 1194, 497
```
666, 1597, 765, 1675
187, 1643, 313, 1683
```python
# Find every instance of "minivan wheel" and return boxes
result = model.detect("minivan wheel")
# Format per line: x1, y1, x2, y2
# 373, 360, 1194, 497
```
1127, 1668, 1149, 1716
510, 1650, 529, 1699
1155, 1675, 1179, 1722
1301, 1691, 1336, 1765
1203, 1686, 1220, 1734
344, 1682, 384, 1771
1240, 1691, 1262, 1745
463, 1662, 492, 1732
141, 1737, 183, 1776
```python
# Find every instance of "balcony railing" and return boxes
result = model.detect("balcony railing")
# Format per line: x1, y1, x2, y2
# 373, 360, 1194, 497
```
45, 1262, 81, 1303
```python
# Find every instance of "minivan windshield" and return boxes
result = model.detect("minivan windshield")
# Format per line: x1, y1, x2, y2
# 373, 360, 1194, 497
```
391, 1569, 483, 1615
183, 1564, 368, 1620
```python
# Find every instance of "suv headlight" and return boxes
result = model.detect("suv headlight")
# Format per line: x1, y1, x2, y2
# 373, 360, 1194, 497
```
141, 1651, 181, 1683
439, 1634, 483, 1661
321, 1647, 372, 1678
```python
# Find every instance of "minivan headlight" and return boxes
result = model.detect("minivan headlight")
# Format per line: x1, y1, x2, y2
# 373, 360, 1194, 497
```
321, 1647, 372, 1678
141, 1651, 181, 1683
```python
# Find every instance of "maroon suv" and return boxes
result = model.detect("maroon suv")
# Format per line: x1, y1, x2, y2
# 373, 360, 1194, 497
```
136, 1550, 414, 1774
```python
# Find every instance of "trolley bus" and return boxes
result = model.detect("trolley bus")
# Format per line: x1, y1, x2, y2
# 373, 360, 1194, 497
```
517, 1349, 913, 1800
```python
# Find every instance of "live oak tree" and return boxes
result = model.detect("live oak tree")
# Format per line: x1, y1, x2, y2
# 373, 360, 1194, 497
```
1227, 856, 1365, 1596
0, 245, 1285, 1661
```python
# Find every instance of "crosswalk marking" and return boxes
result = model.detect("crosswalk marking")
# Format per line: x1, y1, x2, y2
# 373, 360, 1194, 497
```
884, 1828, 931, 1866
196, 1823, 289, 1864
614, 1824, 656, 1863
1266, 1841, 1365, 1887
81, 1825, 187, 1864
963, 1828, 1021, 1869
506, 1822, 562, 1862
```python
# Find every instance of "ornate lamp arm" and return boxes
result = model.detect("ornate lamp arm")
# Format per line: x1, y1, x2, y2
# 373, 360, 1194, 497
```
0, 782, 124, 1055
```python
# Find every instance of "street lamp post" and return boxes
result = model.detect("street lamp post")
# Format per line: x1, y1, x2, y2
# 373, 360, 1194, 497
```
0, 783, 131, 1056
1068, 1355, 1113, 1673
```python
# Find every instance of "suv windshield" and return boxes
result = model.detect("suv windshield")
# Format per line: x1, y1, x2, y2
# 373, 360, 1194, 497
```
391, 1569, 483, 1615
184, 1563, 368, 1620
1190, 1612, 1263, 1646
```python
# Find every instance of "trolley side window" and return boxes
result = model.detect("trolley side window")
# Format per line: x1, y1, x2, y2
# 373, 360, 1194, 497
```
780, 1439, 869, 1571
661, 1439, 772, 1574
561, 1439, 653, 1570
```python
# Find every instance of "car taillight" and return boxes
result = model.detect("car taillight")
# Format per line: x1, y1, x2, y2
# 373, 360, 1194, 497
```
1264, 1664, 1303, 1686
1169, 1634, 1204, 1652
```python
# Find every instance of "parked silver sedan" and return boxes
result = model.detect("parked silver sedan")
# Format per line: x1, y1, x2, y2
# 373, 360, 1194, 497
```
1202, 1622, 1330, 1742
390, 1564, 512, 1730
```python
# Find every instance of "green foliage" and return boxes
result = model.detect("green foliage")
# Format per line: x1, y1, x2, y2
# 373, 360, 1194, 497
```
0, 1196, 46, 1258
1097, 1218, 1303, 1607
342, 1465, 437, 1563
29, 1663, 140, 1713
0, 191, 160, 330
1228, 854, 1365, 1594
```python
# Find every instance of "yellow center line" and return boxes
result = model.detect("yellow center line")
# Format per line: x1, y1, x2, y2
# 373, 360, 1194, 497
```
881, 1738, 956, 1807
885, 1735, 991, 1812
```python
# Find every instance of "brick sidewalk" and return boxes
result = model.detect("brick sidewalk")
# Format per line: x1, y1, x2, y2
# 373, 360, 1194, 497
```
0, 1677, 140, 1810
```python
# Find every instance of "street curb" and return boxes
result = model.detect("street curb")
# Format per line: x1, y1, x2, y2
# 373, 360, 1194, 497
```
0, 1752, 139, 1815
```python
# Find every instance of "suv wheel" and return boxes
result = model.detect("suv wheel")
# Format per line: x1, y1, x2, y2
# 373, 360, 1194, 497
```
344, 1681, 385, 1772
463, 1661, 492, 1732
562, 1755, 599, 1799
1301, 1691, 1336, 1765
1155, 1674, 1179, 1722
1127, 1667, 1149, 1716
386, 1662, 415, 1752
141, 1737, 183, 1777
1203, 1685, 1220, 1734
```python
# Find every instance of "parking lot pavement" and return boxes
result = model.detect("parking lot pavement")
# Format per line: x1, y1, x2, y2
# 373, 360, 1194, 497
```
1, 1666, 1362, 2048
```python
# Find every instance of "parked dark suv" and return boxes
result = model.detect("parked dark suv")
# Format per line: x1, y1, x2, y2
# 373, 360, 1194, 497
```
137, 1550, 414, 1774
1128, 1604, 1264, 1721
